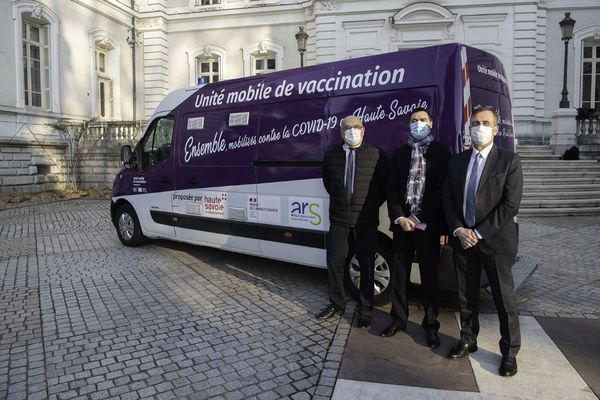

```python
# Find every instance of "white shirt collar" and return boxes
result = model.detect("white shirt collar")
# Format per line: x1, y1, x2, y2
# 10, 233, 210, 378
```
343, 143, 361, 152
472, 142, 494, 159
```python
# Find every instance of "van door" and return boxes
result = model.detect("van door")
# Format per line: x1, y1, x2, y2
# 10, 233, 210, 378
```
129, 115, 176, 239
172, 107, 260, 255
255, 98, 329, 267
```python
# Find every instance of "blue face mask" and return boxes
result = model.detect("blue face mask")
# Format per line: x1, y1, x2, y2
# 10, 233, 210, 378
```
410, 121, 430, 140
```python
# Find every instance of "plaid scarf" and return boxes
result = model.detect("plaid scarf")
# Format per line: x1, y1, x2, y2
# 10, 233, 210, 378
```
405, 134, 434, 215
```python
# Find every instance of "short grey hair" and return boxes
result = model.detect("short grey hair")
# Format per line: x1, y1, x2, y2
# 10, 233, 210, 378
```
472, 105, 499, 126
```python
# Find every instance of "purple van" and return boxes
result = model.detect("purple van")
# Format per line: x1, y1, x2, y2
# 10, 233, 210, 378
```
111, 43, 515, 305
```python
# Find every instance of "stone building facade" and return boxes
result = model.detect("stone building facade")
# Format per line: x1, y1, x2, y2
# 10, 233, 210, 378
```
0, 0, 599, 193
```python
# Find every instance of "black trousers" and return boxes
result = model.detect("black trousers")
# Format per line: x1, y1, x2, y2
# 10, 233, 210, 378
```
389, 229, 441, 332
454, 245, 521, 357
326, 223, 377, 316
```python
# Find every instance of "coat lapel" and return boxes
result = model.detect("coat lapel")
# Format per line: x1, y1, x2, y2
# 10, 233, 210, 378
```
477, 145, 498, 193
337, 145, 346, 186
458, 150, 472, 206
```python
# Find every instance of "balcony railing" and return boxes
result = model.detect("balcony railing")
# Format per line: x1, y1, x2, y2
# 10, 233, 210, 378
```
84, 120, 146, 143
576, 108, 600, 137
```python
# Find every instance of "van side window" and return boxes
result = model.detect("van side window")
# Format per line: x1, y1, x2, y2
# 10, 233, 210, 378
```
141, 116, 175, 168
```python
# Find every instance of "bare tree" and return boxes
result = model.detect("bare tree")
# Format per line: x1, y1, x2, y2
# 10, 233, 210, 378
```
51, 119, 97, 190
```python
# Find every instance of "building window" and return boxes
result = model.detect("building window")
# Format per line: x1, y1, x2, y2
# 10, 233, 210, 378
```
89, 31, 121, 120
96, 47, 114, 119
196, 56, 220, 84
252, 51, 277, 75
200, 0, 220, 4
13, 2, 60, 113
242, 40, 283, 77
582, 43, 600, 110
22, 19, 50, 109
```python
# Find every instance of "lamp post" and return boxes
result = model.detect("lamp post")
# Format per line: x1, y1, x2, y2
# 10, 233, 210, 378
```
559, 12, 576, 108
126, 26, 141, 121
295, 26, 308, 67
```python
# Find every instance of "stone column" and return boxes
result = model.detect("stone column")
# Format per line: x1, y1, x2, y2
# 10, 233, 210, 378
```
138, 16, 169, 120
550, 108, 578, 156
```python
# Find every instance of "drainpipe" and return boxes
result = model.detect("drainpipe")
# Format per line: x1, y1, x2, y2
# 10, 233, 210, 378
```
130, 0, 137, 122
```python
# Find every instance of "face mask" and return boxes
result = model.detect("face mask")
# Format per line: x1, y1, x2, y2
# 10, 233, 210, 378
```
344, 128, 363, 147
409, 121, 431, 140
470, 125, 494, 146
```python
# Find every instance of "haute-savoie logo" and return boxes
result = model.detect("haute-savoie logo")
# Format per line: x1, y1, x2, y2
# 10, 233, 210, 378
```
289, 198, 322, 228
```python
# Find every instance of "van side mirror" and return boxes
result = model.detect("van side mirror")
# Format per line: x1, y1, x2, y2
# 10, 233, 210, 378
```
121, 145, 133, 169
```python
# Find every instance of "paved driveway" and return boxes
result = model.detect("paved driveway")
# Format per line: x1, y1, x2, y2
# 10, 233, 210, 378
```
0, 199, 599, 400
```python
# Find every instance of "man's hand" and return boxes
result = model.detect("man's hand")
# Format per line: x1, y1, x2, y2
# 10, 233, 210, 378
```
455, 227, 479, 249
397, 217, 416, 232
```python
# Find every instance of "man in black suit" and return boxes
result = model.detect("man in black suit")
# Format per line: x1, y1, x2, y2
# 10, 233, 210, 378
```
317, 115, 388, 329
379, 108, 450, 349
443, 106, 523, 377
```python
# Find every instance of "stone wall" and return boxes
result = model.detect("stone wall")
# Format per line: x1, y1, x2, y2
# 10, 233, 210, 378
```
0, 139, 67, 195
76, 141, 127, 190
0, 121, 142, 195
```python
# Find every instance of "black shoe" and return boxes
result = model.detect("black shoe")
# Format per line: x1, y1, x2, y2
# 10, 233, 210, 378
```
316, 304, 344, 320
379, 322, 406, 337
357, 314, 371, 329
499, 356, 518, 377
426, 331, 441, 349
448, 341, 478, 359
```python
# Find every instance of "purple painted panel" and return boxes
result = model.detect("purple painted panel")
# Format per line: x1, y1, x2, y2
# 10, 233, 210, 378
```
327, 89, 437, 157
467, 47, 510, 97
113, 118, 176, 196
174, 104, 259, 190
178, 44, 448, 114
257, 98, 329, 161
255, 97, 329, 184
113, 157, 175, 197
113, 43, 516, 197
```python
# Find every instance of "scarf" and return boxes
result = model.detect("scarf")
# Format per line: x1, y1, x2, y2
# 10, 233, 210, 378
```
405, 134, 434, 215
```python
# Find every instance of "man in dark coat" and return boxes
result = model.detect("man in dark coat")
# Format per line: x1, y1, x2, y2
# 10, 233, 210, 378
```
379, 108, 450, 348
443, 105, 523, 377
316, 115, 388, 328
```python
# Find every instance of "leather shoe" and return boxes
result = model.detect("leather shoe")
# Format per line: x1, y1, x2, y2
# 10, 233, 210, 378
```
379, 322, 406, 337
426, 331, 441, 349
499, 356, 518, 377
448, 341, 478, 359
357, 314, 371, 329
316, 304, 344, 320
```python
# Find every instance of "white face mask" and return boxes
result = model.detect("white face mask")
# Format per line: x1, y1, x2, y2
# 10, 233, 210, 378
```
470, 125, 494, 146
344, 128, 363, 147
409, 121, 431, 140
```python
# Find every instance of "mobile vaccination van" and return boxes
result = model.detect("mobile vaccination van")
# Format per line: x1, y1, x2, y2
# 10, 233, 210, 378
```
111, 43, 515, 305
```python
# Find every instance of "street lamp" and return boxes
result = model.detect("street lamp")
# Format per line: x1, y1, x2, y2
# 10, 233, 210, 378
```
295, 26, 308, 67
559, 12, 576, 108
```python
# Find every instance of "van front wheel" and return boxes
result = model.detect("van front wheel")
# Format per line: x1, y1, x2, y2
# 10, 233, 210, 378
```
116, 204, 145, 247
346, 237, 393, 306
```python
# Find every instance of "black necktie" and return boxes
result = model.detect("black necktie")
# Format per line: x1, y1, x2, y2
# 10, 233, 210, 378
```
345, 149, 355, 203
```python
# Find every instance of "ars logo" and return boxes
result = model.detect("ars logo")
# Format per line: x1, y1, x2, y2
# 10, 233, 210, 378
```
290, 201, 322, 226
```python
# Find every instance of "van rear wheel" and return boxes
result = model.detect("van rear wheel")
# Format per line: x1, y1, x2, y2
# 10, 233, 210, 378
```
116, 204, 145, 247
345, 237, 393, 306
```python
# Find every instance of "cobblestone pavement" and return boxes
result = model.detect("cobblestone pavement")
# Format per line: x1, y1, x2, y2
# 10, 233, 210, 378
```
0, 200, 599, 399
511, 216, 600, 319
